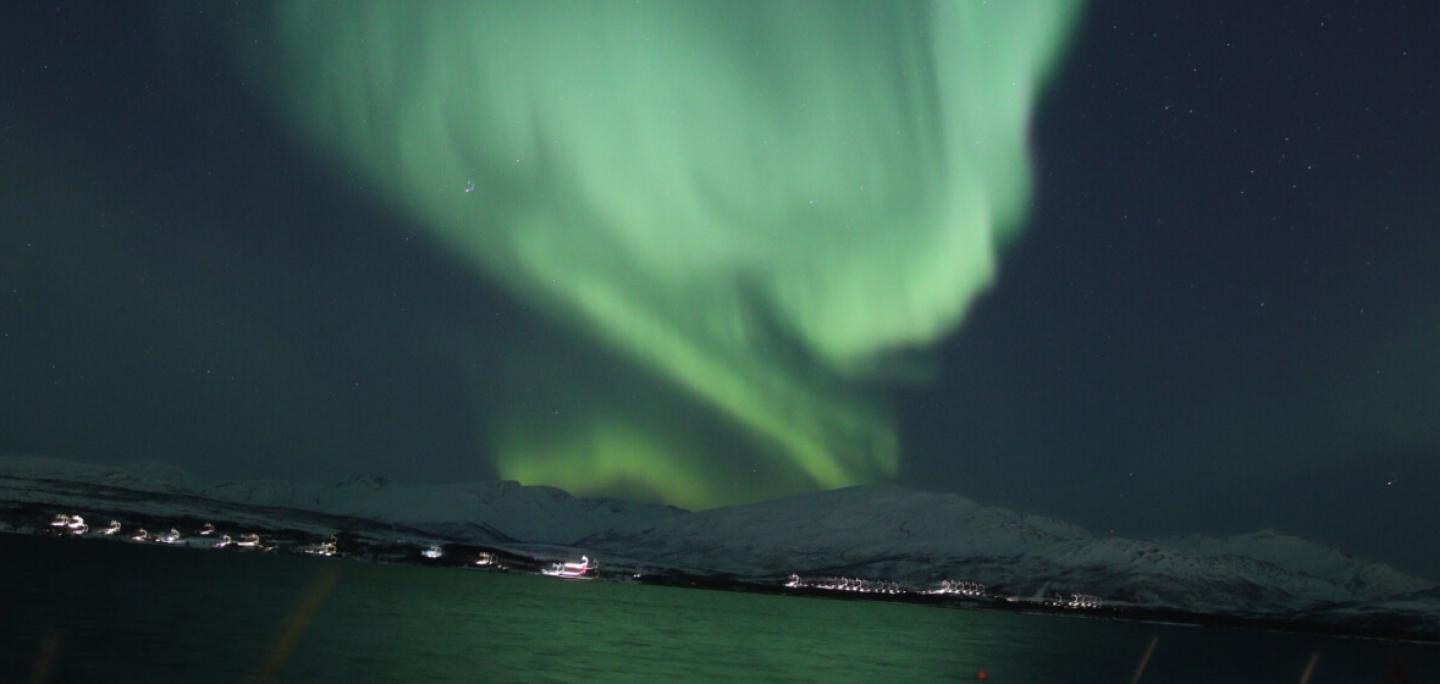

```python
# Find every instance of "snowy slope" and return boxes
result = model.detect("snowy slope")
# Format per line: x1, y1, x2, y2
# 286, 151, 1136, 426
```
0, 466, 389, 540
2, 456, 1434, 628
1298, 586, 1440, 637
0, 456, 684, 543
202, 475, 685, 543
0, 456, 200, 493
581, 484, 1088, 571
581, 484, 1435, 615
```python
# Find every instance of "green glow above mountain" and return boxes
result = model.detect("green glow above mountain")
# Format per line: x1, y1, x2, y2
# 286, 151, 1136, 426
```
234, 1, 1082, 507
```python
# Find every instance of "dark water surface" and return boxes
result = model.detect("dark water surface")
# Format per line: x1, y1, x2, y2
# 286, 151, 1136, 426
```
0, 534, 1433, 682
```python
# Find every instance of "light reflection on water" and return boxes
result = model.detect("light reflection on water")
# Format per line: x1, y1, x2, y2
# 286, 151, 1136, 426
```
0, 534, 1433, 682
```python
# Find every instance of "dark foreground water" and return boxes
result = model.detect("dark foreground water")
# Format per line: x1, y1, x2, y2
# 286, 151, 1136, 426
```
0, 534, 1433, 682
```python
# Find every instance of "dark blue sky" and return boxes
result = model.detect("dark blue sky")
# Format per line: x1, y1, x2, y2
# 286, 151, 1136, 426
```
901, 1, 1439, 571
3, 2, 1438, 575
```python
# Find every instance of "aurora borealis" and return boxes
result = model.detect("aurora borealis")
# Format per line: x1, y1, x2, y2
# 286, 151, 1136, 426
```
228, 1, 1081, 505
4, 1, 1440, 575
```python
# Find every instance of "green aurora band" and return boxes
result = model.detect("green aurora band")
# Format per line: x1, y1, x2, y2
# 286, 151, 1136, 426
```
233, 1, 1082, 508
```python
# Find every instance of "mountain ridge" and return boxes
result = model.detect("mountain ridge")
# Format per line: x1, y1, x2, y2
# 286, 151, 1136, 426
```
2, 455, 1435, 636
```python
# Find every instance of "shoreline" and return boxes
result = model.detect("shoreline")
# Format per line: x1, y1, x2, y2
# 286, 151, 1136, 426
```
3, 506, 1436, 646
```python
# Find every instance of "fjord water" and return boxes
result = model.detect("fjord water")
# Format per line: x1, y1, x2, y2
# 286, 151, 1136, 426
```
0, 535, 1431, 682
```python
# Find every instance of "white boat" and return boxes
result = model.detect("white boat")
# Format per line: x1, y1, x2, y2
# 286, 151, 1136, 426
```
102, 520, 122, 536
198, 522, 216, 536
421, 545, 445, 559
64, 515, 88, 536
213, 534, 233, 549
542, 555, 597, 580
49, 513, 87, 535
301, 537, 338, 557
473, 552, 496, 567
155, 528, 182, 544
235, 533, 263, 549
131, 528, 151, 542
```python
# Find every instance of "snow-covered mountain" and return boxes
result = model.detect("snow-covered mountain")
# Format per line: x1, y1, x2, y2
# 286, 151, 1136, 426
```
0, 456, 201, 493
580, 484, 1433, 616
1294, 585, 1440, 638
0, 456, 683, 543
202, 474, 687, 543
2, 456, 1435, 636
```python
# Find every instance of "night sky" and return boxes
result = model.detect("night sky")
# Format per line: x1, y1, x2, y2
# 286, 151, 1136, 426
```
3, 2, 1438, 575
